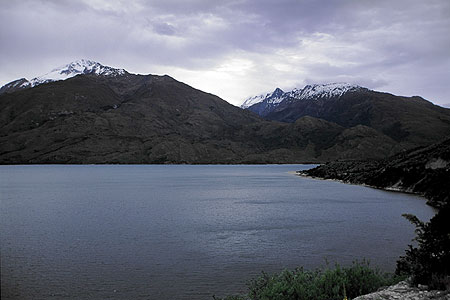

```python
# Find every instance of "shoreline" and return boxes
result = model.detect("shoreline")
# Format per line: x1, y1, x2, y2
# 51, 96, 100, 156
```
295, 172, 438, 209
0, 162, 322, 166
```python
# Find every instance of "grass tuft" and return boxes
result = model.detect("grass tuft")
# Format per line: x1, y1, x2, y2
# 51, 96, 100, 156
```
215, 260, 403, 300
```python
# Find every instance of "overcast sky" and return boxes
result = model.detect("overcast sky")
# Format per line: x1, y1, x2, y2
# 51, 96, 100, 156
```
1, 0, 449, 106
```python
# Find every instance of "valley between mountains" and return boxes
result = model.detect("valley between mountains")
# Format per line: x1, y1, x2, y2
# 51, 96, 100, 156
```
1, 60, 450, 164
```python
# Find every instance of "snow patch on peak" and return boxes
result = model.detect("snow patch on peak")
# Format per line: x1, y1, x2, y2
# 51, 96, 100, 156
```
241, 94, 267, 109
241, 88, 285, 108
0, 78, 31, 94
271, 87, 284, 97
27, 59, 126, 87
241, 83, 364, 108
289, 83, 361, 100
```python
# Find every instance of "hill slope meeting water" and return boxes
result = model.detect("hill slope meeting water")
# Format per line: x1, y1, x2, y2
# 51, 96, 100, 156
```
1, 60, 450, 164
299, 137, 450, 208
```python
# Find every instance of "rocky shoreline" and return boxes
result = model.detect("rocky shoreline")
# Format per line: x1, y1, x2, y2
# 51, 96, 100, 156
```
354, 280, 449, 300
298, 138, 450, 208
298, 138, 450, 298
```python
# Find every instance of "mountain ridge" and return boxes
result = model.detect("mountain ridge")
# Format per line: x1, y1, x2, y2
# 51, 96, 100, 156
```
0, 59, 126, 94
242, 84, 450, 149
1, 61, 450, 164
241, 83, 364, 110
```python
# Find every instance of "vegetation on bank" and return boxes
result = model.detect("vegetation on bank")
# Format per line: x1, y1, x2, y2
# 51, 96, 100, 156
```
396, 203, 450, 290
214, 261, 404, 300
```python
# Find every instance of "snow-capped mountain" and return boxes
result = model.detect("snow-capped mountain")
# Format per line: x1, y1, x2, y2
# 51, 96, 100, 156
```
241, 87, 285, 109
1, 63, 450, 165
0, 59, 126, 94
287, 83, 362, 100
241, 83, 363, 109
241, 83, 369, 123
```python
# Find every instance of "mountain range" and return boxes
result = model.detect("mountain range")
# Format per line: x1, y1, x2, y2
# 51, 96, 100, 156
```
1, 60, 449, 164
242, 84, 450, 149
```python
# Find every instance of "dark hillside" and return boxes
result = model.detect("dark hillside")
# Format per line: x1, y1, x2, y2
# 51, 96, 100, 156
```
263, 89, 450, 149
300, 138, 450, 208
1, 74, 446, 164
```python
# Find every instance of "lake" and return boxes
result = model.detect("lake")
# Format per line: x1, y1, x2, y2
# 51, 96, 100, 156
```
0, 165, 435, 299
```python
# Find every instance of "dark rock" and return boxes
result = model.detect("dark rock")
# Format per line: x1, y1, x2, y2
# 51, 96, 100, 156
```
354, 280, 449, 300
300, 138, 450, 208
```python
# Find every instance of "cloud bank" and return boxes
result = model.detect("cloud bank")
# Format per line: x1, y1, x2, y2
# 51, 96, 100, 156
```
1, 0, 449, 106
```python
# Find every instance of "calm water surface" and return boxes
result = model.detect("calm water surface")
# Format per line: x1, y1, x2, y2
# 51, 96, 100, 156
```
0, 165, 435, 299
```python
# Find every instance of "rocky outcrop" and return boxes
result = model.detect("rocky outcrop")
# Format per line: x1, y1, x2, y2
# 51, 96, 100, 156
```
354, 280, 449, 300
299, 138, 450, 208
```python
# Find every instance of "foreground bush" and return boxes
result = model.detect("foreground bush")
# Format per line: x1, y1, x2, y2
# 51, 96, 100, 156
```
215, 261, 402, 300
396, 204, 450, 290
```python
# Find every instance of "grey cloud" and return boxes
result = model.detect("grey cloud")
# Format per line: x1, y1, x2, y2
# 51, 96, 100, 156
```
149, 21, 177, 36
0, 0, 449, 106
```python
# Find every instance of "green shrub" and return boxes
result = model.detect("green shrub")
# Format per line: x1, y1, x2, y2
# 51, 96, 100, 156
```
215, 261, 402, 300
396, 204, 450, 290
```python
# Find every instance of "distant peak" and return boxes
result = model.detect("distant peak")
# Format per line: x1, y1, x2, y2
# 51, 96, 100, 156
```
74, 58, 97, 64
66, 58, 97, 66
0, 78, 30, 94
241, 83, 366, 108
305, 82, 359, 89
272, 88, 284, 97
49, 59, 125, 75
0, 60, 130, 94
55, 59, 96, 70
241, 87, 286, 108
291, 83, 362, 100
26, 60, 127, 87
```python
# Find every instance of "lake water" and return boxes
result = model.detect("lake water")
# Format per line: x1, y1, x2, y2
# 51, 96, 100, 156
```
0, 165, 435, 300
